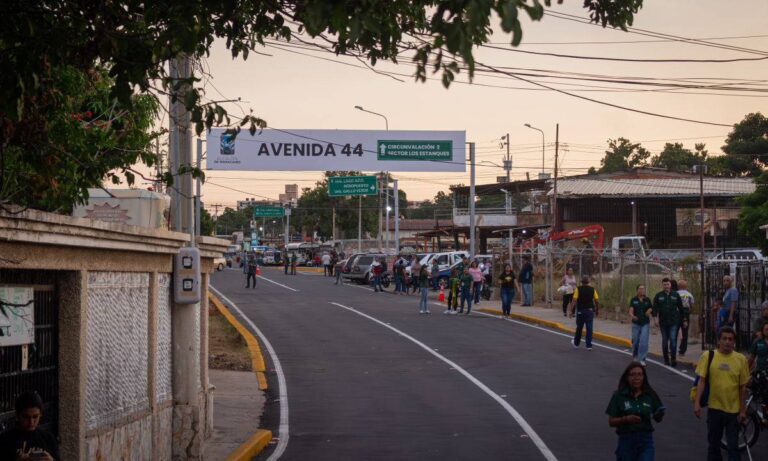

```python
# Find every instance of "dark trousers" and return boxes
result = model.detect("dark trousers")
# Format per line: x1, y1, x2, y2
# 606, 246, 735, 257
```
284, 264, 289, 275
574, 308, 594, 348
706, 409, 740, 461
501, 287, 515, 315
472, 281, 482, 304
290, 265, 296, 275
459, 288, 472, 312
660, 323, 679, 363
324, 264, 330, 276
678, 321, 689, 355
562, 294, 573, 315
615, 432, 655, 461
246, 273, 256, 288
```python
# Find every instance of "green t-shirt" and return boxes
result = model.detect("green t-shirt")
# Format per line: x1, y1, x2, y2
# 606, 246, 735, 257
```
460, 273, 473, 290
629, 296, 653, 326
652, 290, 683, 327
750, 338, 768, 373
605, 388, 665, 435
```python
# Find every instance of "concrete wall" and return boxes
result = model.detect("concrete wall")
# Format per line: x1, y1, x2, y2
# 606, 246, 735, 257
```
0, 207, 229, 461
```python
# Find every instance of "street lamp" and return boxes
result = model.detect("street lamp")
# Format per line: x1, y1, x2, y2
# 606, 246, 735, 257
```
354, 105, 389, 130
354, 105, 390, 252
524, 123, 546, 178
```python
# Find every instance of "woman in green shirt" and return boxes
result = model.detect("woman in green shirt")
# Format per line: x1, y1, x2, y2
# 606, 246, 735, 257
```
606, 362, 665, 461
629, 285, 653, 366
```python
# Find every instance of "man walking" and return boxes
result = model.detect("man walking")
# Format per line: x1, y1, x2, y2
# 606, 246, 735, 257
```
290, 252, 297, 275
569, 276, 599, 350
722, 275, 739, 327
653, 278, 684, 367
693, 326, 750, 461
245, 255, 257, 289
334, 258, 344, 285
458, 267, 474, 315
519, 255, 534, 306
677, 279, 695, 357
321, 252, 331, 276
371, 257, 384, 292
394, 256, 406, 295
431, 259, 440, 291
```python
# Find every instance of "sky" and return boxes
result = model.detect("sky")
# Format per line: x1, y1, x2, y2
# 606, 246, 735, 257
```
195, 0, 768, 211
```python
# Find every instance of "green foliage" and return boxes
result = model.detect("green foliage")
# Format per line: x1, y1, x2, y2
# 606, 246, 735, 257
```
650, 142, 707, 172
216, 207, 252, 235
720, 112, 768, 176
737, 171, 768, 255
200, 208, 216, 236
0, 66, 158, 211
598, 138, 651, 173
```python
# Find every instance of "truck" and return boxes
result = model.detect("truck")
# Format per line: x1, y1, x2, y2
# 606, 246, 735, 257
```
530, 225, 649, 270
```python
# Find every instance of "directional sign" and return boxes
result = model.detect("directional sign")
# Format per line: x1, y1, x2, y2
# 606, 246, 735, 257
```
328, 176, 378, 197
253, 206, 285, 218
377, 140, 453, 162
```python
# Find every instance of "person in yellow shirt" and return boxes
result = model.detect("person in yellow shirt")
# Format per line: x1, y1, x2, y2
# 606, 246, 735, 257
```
568, 276, 600, 350
693, 326, 749, 461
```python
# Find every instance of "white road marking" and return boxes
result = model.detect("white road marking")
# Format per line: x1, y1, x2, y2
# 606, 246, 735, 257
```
330, 301, 559, 461
257, 274, 300, 292
210, 286, 291, 460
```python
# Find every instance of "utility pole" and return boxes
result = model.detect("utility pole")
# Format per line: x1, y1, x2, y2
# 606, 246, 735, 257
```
332, 205, 336, 241
377, 172, 383, 252
358, 195, 362, 253
394, 179, 399, 254
469, 142, 476, 258
553, 124, 559, 231
504, 133, 511, 182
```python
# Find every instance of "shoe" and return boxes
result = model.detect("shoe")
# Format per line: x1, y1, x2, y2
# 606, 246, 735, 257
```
664, 360, 670, 366
458, 310, 463, 314
640, 361, 647, 367
671, 359, 677, 368
587, 347, 593, 351
571, 339, 578, 348
419, 310, 425, 314
443, 310, 450, 315
449, 310, 457, 315
426, 310, 431, 314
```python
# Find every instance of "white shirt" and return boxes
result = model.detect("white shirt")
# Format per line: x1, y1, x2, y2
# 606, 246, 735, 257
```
321, 254, 331, 265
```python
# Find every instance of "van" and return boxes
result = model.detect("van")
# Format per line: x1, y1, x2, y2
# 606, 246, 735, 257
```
414, 251, 469, 275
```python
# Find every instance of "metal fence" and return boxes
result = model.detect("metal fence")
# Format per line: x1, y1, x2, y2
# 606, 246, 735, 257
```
0, 270, 59, 435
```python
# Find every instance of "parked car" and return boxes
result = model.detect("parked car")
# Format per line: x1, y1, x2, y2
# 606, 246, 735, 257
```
407, 251, 469, 276
344, 253, 387, 283
708, 248, 766, 263
213, 256, 226, 271
605, 261, 678, 279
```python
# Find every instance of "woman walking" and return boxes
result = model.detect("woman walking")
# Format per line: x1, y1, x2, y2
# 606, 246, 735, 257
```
630, 285, 653, 366
469, 261, 484, 306
418, 265, 430, 314
560, 267, 577, 317
498, 263, 518, 318
606, 362, 665, 461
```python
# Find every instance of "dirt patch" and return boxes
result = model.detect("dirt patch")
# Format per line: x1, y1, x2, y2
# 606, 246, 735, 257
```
209, 309, 252, 371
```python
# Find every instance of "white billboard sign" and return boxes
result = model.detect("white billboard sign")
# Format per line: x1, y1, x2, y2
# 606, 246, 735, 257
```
206, 128, 466, 172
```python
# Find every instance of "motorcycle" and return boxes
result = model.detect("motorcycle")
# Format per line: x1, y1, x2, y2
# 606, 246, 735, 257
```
724, 370, 768, 454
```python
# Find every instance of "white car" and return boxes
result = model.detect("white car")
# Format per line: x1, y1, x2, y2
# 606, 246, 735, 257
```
213, 256, 226, 271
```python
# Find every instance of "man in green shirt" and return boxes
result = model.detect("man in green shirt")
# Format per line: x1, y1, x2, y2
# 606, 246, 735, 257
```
652, 278, 683, 367
458, 267, 474, 315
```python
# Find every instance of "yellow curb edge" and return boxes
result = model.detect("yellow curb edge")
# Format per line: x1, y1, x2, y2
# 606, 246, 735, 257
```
477, 307, 633, 348
225, 429, 273, 461
210, 293, 267, 373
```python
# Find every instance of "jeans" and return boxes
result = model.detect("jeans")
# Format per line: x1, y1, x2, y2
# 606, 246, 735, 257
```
432, 274, 440, 290
372, 275, 382, 292
324, 264, 330, 276
472, 281, 482, 304
574, 308, 594, 348
707, 409, 739, 461
394, 275, 404, 293
562, 294, 573, 315
660, 323, 679, 363
631, 323, 650, 362
678, 321, 689, 355
419, 287, 429, 311
246, 273, 256, 288
460, 288, 473, 313
284, 263, 289, 275
522, 283, 533, 306
501, 287, 515, 315
335, 270, 342, 285
615, 432, 655, 461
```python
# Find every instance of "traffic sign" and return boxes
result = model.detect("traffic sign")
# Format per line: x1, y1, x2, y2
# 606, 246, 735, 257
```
253, 206, 285, 218
328, 176, 378, 197
377, 140, 453, 162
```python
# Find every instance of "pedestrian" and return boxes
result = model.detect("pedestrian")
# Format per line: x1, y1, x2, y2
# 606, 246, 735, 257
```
290, 252, 297, 275
498, 263, 518, 318
329, 250, 338, 277
748, 323, 768, 410
469, 261, 483, 306
606, 362, 665, 461
458, 266, 474, 315
693, 326, 750, 461
409, 258, 421, 295
676, 279, 694, 357
418, 265, 430, 314
752, 301, 768, 338
0, 391, 60, 461
394, 256, 406, 295
629, 284, 653, 366
444, 268, 459, 315
334, 258, 344, 285
284, 252, 290, 275
431, 259, 440, 291
245, 255, 257, 289
371, 257, 383, 292
560, 267, 577, 317
652, 278, 683, 367
569, 276, 600, 350
519, 255, 534, 306
722, 275, 738, 327
321, 252, 331, 276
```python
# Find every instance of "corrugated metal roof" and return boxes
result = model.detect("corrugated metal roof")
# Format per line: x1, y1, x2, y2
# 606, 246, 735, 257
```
554, 177, 756, 198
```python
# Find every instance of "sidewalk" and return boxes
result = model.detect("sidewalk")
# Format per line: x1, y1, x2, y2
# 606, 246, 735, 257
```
204, 369, 266, 461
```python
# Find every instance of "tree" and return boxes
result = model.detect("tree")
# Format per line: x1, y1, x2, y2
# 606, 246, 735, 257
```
650, 142, 706, 172
216, 207, 252, 235
200, 208, 215, 236
1, 1, 643, 211
720, 112, 768, 176
737, 171, 768, 255
597, 138, 651, 173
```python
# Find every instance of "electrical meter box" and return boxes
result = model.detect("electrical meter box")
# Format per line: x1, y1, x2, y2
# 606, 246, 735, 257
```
174, 247, 201, 304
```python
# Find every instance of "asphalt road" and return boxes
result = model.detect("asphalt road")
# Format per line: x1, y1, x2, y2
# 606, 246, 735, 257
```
211, 267, 767, 461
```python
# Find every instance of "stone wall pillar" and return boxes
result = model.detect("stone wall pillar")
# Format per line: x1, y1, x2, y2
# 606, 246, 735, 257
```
172, 294, 202, 459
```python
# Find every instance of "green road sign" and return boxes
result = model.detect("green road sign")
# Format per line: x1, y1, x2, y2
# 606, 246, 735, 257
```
253, 206, 285, 218
328, 175, 379, 197
377, 140, 453, 161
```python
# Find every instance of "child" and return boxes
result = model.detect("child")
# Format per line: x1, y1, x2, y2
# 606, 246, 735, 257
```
445, 269, 459, 315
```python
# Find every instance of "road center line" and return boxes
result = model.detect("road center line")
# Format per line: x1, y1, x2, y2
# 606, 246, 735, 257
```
329, 301, 559, 461
257, 274, 300, 292
210, 286, 290, 461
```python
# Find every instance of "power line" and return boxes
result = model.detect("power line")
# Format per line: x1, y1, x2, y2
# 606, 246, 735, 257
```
487, 34, 768, 46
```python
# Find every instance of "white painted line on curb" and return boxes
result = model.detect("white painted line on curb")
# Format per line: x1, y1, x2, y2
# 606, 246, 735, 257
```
330, 301, 559, 461
210, 286, 290, 460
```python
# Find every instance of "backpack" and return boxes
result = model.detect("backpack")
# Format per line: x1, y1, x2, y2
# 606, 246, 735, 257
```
690, 350, 715, 406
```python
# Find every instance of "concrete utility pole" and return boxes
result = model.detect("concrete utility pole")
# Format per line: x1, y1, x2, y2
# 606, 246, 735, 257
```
393, 179, 399, 254
358, 196, 362, 253
168, 54, 202, 458
503, 133, 511, 182
553, 124, 559, 231
469, 142, 476, 258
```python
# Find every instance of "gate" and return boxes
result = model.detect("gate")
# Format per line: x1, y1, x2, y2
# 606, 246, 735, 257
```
0, 270, 59, 435
702, 261, 768, 350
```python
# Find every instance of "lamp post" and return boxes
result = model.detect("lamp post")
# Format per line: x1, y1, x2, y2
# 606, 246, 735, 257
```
501, 133, 511, 182
524, 123, 545, 179
354, 105, 389, 252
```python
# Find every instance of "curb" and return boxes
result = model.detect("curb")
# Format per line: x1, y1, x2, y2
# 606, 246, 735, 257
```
477, 307, 633, 348
209, 292, 274, 461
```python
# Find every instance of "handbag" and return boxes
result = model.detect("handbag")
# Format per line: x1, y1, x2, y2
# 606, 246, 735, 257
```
690, 350, 715, 406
